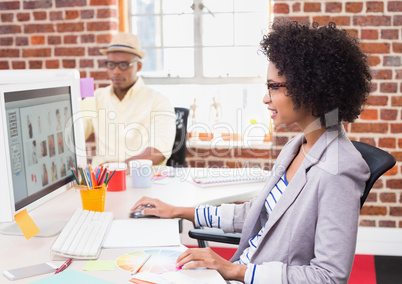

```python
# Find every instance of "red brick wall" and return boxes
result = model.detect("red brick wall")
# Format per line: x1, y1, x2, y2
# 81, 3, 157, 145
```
0, 0, 117, 82
0, 1, 401, 227
265, 1, 402, 228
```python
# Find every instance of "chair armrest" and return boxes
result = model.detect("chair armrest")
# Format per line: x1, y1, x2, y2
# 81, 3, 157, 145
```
189, 228, 241, 245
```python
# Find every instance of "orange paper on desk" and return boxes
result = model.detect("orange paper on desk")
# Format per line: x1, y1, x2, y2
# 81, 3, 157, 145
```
14, 209, 40, 240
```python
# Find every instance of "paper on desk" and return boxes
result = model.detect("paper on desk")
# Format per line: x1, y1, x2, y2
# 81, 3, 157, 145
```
130, 270, 225, 284
29, 269, 116, 284
160, 269, 226, 284
83, 260, 116, 271
103, 219, 180, 248
130, 271, 170, 284
14, 209, 40, 240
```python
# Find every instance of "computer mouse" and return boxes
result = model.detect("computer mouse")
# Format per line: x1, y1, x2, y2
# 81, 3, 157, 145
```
129, 204, 158, 218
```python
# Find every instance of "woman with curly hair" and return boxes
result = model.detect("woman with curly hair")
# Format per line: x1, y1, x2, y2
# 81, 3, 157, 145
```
131, 20, 371, 283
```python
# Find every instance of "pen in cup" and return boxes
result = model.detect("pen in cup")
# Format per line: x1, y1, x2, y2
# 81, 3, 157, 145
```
130, 254, 151, 276
54, 258, 72, 274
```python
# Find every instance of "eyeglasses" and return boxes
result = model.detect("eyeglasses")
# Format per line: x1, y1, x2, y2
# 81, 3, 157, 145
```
266, 81, 287, 99
105, 60, 138, 71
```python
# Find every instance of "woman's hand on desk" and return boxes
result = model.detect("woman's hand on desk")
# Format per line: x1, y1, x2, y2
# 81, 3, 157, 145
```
176, 248, 247, 281
130, 197, 195, 221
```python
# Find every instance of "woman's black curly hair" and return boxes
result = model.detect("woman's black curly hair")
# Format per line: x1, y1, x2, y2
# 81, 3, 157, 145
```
260, 20, 371, 125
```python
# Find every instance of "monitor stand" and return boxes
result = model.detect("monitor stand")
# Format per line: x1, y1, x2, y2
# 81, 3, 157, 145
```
0, 219, 66, 237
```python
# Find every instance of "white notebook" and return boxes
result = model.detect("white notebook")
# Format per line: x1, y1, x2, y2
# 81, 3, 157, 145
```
190, 168, 269, 188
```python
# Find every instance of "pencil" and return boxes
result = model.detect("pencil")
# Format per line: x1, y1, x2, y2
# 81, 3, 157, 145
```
88, 165, 96, 187
101, 168, 108, 184
85, 167, 92, 188
80, 167, 90, 189
71, 167, 78, 178
70, 168, 79, 184
106, 169, 116, 185
92, 172, 98, 187
96, 166, 103, 183
78, 167, 86, 186
104, 172, 109, 185
130, 254, 151, 275
98, 167, 106, 184
95, 167, 100, 180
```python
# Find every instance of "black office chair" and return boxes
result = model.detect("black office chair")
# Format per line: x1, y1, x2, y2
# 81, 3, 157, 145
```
351, 141, 396, 207
189, 141, 396, 247
166, 107, 189, 167
166, 108, 189, 234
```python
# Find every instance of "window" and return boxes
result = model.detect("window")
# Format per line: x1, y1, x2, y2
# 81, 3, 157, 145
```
129, 0, 269, 81
129, 0, 271, 145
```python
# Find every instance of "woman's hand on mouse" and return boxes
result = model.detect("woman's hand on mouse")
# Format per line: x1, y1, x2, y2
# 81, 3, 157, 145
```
130, 197, 176, 219
130, 197, 196, 221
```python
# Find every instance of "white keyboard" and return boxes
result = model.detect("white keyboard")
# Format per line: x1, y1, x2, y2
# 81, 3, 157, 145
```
51, 208, 114, 260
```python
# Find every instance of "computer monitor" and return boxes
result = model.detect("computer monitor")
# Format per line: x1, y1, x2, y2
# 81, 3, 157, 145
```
0, 74, 87, 237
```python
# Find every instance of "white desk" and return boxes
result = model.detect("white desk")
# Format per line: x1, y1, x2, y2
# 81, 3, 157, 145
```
0, 168, 264, 283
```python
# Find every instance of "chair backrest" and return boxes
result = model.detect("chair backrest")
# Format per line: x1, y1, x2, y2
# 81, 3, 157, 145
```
351, 141, 396, 208
166, 107, 189, 167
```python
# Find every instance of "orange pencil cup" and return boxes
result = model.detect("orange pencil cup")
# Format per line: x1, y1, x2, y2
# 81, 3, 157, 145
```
78, 184, 107, 212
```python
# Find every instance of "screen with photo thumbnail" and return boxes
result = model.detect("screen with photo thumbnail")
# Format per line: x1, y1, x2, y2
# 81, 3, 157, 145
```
5, 86, 77, 211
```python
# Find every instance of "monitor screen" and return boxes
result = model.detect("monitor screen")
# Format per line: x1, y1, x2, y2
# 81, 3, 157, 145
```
4, 86, 77, 212
0, 74, 87, 236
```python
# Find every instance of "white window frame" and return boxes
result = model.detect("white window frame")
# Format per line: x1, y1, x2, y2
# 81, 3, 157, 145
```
128, 0, 270, 85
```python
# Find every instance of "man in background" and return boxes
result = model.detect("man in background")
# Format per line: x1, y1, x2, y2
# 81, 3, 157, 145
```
82, 33, 176, 168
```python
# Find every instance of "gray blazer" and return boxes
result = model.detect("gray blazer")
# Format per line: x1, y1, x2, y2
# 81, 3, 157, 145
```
228, 124, 370, 284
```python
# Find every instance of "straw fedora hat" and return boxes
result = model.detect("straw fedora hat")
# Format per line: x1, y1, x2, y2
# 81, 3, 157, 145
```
100, 32, 146, 59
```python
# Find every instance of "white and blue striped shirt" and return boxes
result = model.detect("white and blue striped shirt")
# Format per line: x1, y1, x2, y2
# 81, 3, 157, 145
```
194, 172, 289, 284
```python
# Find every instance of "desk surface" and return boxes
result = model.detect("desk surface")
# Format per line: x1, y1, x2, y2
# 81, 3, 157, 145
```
0, 168, 265, 283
